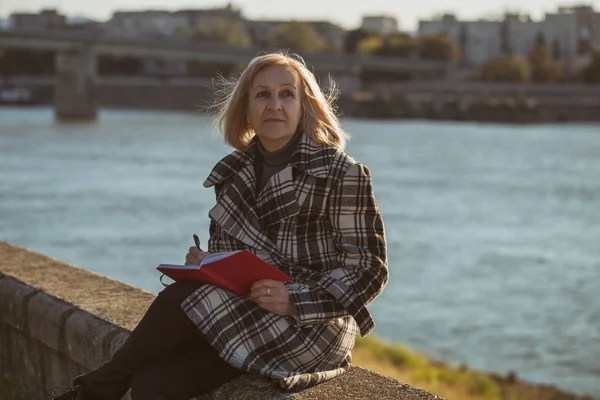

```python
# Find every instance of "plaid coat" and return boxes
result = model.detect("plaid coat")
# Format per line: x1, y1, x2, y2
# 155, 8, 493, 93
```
181, 133, 388, 391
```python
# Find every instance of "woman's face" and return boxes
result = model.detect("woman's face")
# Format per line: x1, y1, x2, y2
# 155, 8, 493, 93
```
247, 65, 302, 152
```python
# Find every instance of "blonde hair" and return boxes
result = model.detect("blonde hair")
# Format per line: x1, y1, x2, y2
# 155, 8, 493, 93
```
213, 51, 349, 151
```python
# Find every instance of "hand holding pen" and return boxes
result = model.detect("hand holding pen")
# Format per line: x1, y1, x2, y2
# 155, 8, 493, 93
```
185, 234, 210, 265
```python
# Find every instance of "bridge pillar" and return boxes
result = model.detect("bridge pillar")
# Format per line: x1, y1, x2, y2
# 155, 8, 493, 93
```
54, 47, 97, 122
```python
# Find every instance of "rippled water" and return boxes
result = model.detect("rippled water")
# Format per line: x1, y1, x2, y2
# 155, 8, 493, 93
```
1, 107, 599, 397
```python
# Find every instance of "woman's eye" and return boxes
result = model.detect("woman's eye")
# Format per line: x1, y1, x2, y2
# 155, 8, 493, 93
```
282, 90, 294, 97
256, 91, 268, 98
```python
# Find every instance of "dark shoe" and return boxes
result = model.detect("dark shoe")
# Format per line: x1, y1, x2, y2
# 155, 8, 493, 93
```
49, 385, 83, 400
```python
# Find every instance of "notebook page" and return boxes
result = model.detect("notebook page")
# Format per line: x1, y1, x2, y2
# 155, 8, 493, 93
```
157, 264, 200, 270
200, 250, 243, 265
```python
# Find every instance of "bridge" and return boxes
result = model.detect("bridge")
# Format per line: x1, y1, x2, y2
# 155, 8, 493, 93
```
0, 28, 451, 121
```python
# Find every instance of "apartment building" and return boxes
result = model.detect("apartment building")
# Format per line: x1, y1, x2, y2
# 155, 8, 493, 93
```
105, 6, 244, 39
418, 5, 600, 67
175, 7, 246, 39
361, 15, 399, 36
9, 9, 66, 30
106, 10, 188, 38
543, 5, 599, 68
419, 14, 502, 66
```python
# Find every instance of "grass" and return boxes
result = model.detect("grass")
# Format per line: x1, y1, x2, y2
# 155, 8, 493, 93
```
351, 335, 586, 400
352, 335, 500, 400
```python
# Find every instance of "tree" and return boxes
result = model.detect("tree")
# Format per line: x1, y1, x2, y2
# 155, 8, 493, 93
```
529, 44, 561, 82
269, 22, 326, 52
375, 33, 419, 58
189, 18, 251, 47
356, 35, 384, 54
343, 29, 370, 53
582, 49, 600, 83
418, 33, 459, 61
479, 56, 529, 82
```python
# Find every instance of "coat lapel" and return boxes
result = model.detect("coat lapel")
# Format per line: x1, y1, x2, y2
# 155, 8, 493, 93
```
255, 165, 300, 228
204, 142, 280, 257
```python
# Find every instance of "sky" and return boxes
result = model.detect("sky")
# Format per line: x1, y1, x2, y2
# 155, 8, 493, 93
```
1, 0, 599, 31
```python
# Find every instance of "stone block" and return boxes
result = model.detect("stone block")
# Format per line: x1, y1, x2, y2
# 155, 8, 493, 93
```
107, 331, 130, 359
0, 321, 9, 373
4, 328, 42, 398
27, 292, 75, 351
63, 310, 122, 370
197, 374, 291, 400
0, 276, 39, 331
39, 348, 88, 400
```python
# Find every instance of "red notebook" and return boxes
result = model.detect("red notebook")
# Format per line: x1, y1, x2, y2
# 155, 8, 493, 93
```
157, 250, 291, 295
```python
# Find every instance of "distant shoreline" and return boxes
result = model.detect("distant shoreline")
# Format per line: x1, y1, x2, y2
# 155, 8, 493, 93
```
2, 77, 600, 124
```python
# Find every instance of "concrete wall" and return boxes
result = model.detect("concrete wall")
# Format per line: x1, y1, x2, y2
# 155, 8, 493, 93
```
0, 241, 445, 400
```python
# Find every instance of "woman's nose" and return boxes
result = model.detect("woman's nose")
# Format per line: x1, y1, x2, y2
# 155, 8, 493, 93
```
267, 96, 282, 110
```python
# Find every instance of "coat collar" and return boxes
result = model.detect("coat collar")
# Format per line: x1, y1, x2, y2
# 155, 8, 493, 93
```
203, 133, 342, 263
203, 133, 339, 188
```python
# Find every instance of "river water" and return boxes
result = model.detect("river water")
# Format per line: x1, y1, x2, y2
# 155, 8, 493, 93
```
1, 107, 599, 397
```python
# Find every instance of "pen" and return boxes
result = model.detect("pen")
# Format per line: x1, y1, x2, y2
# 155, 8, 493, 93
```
193, 234, 201, 251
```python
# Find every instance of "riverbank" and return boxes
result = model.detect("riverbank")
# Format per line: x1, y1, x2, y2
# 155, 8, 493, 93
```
5, 77, 600, 123
352, 336, 596, 400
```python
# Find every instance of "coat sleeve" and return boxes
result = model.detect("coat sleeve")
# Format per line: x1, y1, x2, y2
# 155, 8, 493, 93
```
287, 163, 388, 336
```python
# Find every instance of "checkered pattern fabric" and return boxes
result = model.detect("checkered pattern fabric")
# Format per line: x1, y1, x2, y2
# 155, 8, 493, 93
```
181, 134, 388, 391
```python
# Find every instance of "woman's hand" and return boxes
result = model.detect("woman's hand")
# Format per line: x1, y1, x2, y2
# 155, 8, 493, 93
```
250, 279, 299, 317
184, 246, 210, 265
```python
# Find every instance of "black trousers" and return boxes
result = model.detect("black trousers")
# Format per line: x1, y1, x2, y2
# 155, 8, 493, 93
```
76, 280, 243, 400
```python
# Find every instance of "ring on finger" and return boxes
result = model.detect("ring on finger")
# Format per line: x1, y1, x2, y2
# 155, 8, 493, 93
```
266, 287, 271, 296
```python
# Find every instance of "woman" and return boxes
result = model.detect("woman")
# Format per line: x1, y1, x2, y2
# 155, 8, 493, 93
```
52, 52, 388, 400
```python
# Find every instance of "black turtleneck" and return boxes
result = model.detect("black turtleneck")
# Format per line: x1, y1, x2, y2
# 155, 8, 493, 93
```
254, 131, 303, 194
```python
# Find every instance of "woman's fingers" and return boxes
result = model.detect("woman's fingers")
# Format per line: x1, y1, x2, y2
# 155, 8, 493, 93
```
184, 254, 198, 265
184, 246, 209, 265
249, 280, 285, 301
249, 280, 298, 316
250, 279, 284, 294
189, 247, 205, 258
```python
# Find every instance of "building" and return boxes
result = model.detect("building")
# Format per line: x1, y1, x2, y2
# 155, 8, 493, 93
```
503, 15, 540, 58
176, 6, 246, 39
105, 6, 248, 41
419, 5, 600, 68
308, 21, 346, 51
245, 20, 278, 47
9, 9, 66, 30
418, 14, 462, 44
419, 14, 502, 67
361, 16, 399, 36
64, 17, 104, 33
462, 21, 504, 66
105, 11, 189, 38
542, 5, 599, 69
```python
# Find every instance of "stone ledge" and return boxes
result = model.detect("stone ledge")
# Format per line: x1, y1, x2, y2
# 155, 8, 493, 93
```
0, 241, 446, 400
